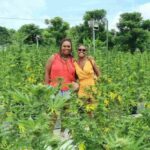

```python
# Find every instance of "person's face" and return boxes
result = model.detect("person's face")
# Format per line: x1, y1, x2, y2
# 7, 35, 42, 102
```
61, 41, 72, 55
78, 45, 87, 58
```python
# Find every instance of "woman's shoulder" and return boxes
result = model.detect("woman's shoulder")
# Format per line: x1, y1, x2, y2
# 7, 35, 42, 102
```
72, 58, 77, 63
87, 55, 94, 60
52, 53, 60, 59
47, 53, 58, 63
87, 56, 95, 64
54, 53, 60, 57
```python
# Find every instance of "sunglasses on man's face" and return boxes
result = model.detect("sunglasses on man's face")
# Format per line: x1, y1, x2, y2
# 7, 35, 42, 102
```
78, 48, 86, 52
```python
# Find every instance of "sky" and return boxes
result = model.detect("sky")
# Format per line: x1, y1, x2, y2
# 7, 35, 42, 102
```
0, 0, 150, 30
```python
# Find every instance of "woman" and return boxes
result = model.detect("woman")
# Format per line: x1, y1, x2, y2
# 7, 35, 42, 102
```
45, 38, 78, 93
44, 38, 78, 134
74, 44, 100, 98
74, 44, 100, 117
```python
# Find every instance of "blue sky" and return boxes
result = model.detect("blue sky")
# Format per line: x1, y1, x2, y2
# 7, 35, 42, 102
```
0, 0, 150, 30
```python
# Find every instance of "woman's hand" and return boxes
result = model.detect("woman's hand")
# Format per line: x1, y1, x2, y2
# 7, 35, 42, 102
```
71, 81, 79, 91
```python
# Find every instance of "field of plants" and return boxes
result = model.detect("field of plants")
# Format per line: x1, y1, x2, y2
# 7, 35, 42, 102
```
0, 44, 150, 150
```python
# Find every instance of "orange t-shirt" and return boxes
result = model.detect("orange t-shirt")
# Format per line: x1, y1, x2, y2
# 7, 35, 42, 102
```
49, 53, 75, 91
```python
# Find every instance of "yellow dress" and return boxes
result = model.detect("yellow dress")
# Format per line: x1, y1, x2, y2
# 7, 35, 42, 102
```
74, 60, 95, 98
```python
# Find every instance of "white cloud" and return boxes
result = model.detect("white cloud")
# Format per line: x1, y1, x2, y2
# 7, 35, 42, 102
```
109, 2, 150, 30
0, 0, 46, 29
64, 16, 83, 27
0, 0, 149, 30
136, 2, 150, 20
109, 12, 122, 30
82, 0, 102, 6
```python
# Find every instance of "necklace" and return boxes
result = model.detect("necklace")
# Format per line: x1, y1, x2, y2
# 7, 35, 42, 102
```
60, 53, 69, 61
59, 54, 70, 65
61, 56, 68, 61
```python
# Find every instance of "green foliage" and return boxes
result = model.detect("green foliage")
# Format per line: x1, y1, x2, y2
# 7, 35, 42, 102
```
0, 9, 150, 52
45, 17, 69, 45
0, 9, 150, 149
142, 19, 150, 31
18, 24, 41, 44
117, 12, 149, 53
68, 9, 107, 44
104, 132, 150, 150
0, 84, 71, 149
83, 9, 106, 21
41, 29, 55, 46
0, 26, 11, 45
1, 45, 150, 149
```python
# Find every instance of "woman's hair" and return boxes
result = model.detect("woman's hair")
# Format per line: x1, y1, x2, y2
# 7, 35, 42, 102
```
78, 44, 88, 51
59, 38, 73, 53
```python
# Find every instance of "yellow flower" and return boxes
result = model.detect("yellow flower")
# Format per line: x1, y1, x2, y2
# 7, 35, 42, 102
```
6, 112, 13, 117
104, 145, 110, 150
85, 104, 97, 112
18, 123, 26, 134
26, 65, 32, 71
117, 95, 122, 103
27, 76, 35, 83
104, 99, 109, 107
107, 78, 112, 83
91, 86, 97, 94
103, 127, 110, 133
77, 99, 84, 106
145, 103, 150, 108
109, 92, 117, 100
97, 91, 102, 97
78, 142, 86, 150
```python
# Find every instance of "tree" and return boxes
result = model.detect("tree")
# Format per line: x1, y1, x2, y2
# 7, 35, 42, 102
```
69, 24, 87, 44
8, 29, 17, 44
108, 29, 117, 49
83, 9, 106, 22
45, 17, 69, 45
0, 26, 11, 45
117, 12, 149, 53
18, 24, 41, 44
69, 9, 107, 44
83, 9, 107, 42
41, 29, 54, 46
142, 19, 150, 31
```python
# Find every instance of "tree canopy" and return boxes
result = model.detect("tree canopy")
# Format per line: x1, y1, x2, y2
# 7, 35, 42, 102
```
0, 26, 11, 45
117, 12, 149, 53
0, 10, 149, 53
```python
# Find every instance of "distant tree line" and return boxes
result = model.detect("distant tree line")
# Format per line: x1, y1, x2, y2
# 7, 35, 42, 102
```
0, 9, 150, 53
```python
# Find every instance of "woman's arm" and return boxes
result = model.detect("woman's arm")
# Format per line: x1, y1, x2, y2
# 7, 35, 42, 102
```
93, 62, 101, 77
44, 55, 55, 85
87, 56, 101, 77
